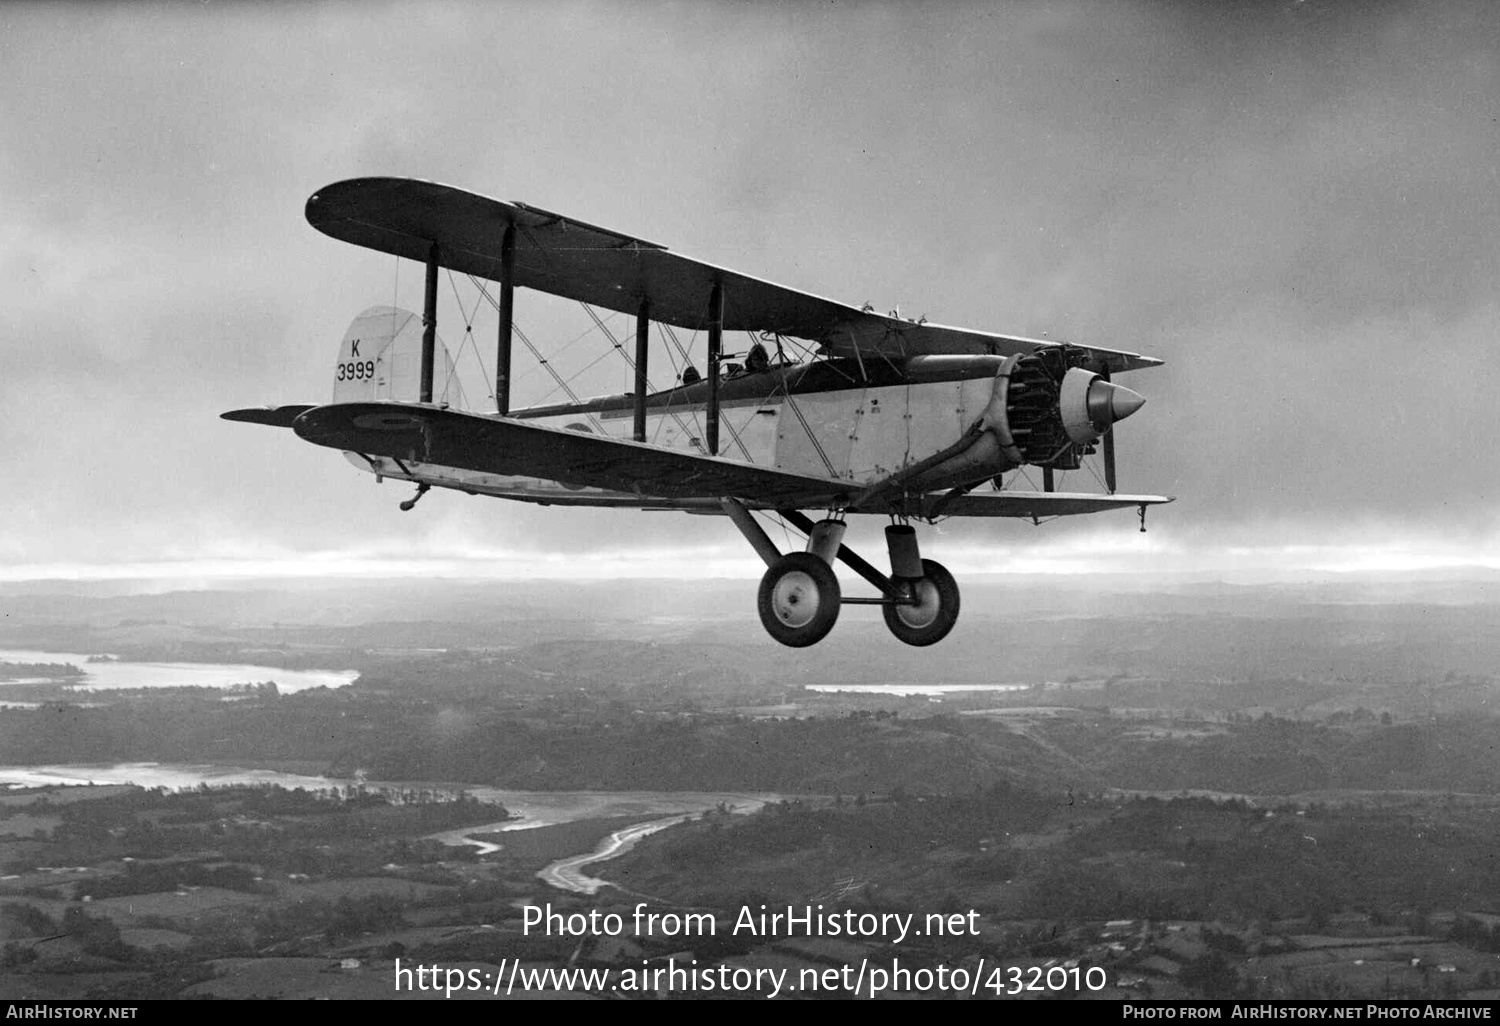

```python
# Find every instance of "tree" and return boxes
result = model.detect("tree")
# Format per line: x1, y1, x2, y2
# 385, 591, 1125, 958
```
2, 942, 37, 967
1182, 951, 1241, 998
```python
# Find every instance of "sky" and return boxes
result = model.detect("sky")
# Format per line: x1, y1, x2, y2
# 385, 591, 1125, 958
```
2, 0, 1498, 584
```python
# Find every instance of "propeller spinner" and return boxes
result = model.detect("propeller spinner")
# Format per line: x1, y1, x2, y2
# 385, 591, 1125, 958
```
1059, 366, 1145, 445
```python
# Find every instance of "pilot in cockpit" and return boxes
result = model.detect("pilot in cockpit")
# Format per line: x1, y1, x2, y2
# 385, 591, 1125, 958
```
745, 342, 769, 374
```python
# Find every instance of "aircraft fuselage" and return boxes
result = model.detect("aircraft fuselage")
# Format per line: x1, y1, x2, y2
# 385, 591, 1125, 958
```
342, 355, 1014, 506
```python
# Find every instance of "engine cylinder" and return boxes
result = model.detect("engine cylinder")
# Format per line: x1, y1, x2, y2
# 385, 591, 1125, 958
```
985, 351, 1145, 467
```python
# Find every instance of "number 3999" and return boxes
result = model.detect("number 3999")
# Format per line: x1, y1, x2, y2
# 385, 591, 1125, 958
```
337, 361, 376, 381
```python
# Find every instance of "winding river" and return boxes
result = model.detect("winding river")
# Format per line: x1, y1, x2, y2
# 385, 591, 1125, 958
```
0, 652, 774, 893
0, 763, 776, 893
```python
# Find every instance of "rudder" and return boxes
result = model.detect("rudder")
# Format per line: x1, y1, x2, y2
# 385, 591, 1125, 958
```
332, 306, 458, 404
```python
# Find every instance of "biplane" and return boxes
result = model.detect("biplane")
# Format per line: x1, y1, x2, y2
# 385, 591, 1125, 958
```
225, 178, 1170, 647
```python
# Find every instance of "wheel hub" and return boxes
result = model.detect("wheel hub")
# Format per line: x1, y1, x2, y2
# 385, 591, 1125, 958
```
894, 577, 940, 629
771, 571, 820, 628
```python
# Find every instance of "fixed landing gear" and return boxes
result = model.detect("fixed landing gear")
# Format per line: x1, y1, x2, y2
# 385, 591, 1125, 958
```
883, 558, 960, 647
723, 499, 962, 648
757, 552, 842, 647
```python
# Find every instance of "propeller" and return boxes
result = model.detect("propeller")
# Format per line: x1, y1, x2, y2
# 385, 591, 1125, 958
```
999, 349, 1144, 489
1100, 365, 1116, 494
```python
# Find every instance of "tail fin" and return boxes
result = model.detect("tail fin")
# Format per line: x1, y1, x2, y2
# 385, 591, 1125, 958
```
332, 306, 459, 404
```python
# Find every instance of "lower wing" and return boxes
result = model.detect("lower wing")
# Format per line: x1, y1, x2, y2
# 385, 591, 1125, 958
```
908, 490, 1173, 519
285, 401, 854, 508
224, 401, 1173, 517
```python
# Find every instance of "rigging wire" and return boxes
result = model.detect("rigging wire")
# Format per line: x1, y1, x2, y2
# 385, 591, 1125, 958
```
465, 276, 604, 433
770, 356, 839, 478
651, 339, 684, 445
577, 304, 751, 461
754, 508, 796, 556
509, 315, 626, 391
442, 268, 491, 404
712, 367, 758, 463
659, 323, 696, 369
658, 324, 705, 444
533, 346, 616, 403
1081, 446, 1108, 492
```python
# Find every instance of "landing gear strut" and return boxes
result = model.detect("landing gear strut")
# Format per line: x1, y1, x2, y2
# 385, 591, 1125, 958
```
883, 558, 960, 647
880, 524, 959, 646
722, 500, 962, 648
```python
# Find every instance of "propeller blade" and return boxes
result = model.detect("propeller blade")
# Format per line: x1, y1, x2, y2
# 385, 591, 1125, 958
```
1100, 366, 1117, 494
1103, 425, 1117, 494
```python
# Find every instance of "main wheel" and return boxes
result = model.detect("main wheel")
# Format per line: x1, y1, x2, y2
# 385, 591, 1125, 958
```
882, 558, 960, 647
758, 552, 841, 647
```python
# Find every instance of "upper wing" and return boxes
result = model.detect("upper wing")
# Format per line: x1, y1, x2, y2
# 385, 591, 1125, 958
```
290, 401, 855, 507
306, 177, 1162, 374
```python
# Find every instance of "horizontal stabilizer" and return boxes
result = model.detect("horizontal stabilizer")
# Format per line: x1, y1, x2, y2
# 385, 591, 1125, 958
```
221, 404, 317, 428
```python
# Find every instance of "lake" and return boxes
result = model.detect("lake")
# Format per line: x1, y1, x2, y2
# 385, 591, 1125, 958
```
806, 683, 1032, 696
0, 649, 357, 694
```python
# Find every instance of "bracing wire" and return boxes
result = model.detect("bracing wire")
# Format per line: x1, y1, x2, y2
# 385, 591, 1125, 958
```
465, 276, 604, 433
576, 304, 737, 457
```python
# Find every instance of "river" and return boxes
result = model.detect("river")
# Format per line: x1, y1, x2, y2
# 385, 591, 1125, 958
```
0, 762, 776, 894
0, 652, 771, 894
537, 815, 697, 894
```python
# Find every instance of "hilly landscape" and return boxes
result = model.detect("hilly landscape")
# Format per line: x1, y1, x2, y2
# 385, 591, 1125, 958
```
0, 571, 1497, 999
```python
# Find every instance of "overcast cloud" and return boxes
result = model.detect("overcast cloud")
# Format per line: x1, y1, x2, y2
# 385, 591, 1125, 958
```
2, 0, 1497, 580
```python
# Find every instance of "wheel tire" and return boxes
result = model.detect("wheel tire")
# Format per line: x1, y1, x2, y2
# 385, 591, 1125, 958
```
882, 558, 960, 647
757, 552, 841, 647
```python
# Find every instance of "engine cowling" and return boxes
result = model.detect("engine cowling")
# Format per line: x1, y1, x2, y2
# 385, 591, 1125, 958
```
985, 350, 1145, 469
884, 348, 1147, 495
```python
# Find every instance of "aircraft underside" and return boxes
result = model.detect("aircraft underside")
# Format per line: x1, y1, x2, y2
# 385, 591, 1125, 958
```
353, 449, 970, 647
